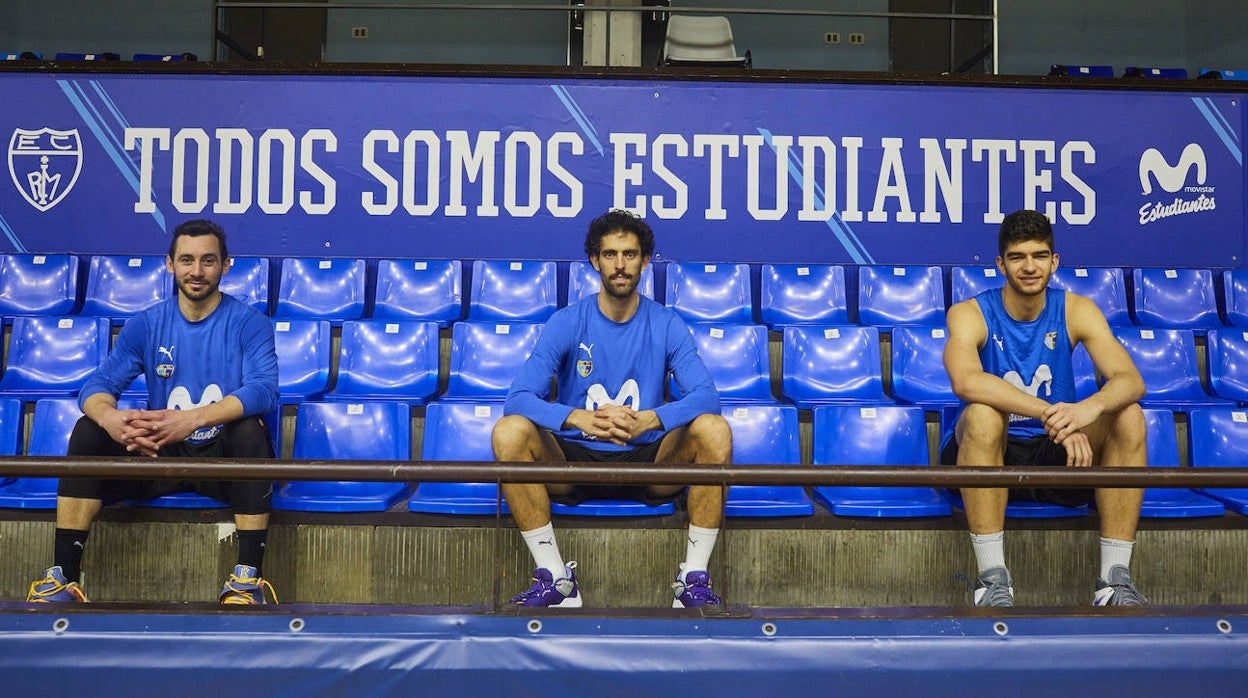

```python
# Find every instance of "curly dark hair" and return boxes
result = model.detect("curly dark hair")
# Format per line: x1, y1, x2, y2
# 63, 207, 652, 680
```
584, 209, 655, 259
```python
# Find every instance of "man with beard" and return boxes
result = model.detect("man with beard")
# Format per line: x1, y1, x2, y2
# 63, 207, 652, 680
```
493, 209, 731, 608
941, 209, 1148, 607
27, 219, 280, 605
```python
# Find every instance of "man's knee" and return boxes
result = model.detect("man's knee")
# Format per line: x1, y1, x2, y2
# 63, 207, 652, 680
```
67, 416, 117, 457
492, 414, 540, 459
687, 413, 732, 464
1104, 403, 1147, 464
224, 417, 273, 458
957, 403, 1008, 450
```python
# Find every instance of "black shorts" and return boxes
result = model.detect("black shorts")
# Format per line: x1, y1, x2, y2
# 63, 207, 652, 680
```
940, 434, 1095, 508
549, 434, 683, 507
56, 415, 275, 514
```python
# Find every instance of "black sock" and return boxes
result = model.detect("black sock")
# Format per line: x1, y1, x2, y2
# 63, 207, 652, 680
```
54, 528, 90, 583
236, 529, 268, 575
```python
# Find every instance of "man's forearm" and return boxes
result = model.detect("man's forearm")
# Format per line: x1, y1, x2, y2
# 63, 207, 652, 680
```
952, 372, 1051, 420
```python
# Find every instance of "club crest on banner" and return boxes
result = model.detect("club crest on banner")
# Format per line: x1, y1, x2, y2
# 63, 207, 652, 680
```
8, 127, 83, 212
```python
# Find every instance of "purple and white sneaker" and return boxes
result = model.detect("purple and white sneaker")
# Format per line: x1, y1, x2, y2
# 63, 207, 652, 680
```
672, 563, 723, 608
511, 562, 582, 608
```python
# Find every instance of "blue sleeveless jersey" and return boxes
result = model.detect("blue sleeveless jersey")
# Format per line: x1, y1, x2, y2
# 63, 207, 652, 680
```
973, 287, 1076, 439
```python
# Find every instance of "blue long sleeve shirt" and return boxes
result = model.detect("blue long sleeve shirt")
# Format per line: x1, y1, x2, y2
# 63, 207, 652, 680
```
80, 294, 279, 445
504, 296, 721, 451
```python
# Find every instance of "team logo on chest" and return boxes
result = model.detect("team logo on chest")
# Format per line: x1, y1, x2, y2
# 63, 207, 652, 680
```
156, 345, 175, 378
576, 341, 594, 378
1044, 332, 1057, 350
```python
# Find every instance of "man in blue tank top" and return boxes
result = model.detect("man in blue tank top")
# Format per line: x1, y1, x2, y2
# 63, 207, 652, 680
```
26, 220, 280, 605
493, 209, 731, 609
942, 210, 1148, 607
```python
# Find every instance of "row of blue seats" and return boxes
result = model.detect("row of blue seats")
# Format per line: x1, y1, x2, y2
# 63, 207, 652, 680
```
2, 52, 198, 62
0, 317, 1246, 415
2, 399, 1246, 519
1048, 65, 1247, 80
2, 253, 1248, 330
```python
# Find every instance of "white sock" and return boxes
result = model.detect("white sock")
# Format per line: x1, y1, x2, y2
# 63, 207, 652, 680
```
683, 524, 719, 573
521, 523, 566, 579
970, 531, 1006, 574
1099, 537, 1134, 580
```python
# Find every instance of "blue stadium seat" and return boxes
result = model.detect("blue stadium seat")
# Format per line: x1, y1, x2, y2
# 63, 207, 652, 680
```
55, 52, 121, 61
567, 260, 657, 305
408, 401, 509, 515
1124, 66, 1187, 79
856, 265, 945, 330
1113, 328, 1231, 410
79, 255, 172, 321
273, 257, 366, 324
443, 321, 543, 401
1207, 329, 1248, 405
950, 266, 1004, 304
1223, 270, 1248, 328
372, 259, 463, 326
132, 53, 195, 61
1131, 268, 1223, 332
781, 325, 890, 408
1137, 408, 1224, 518
220, 256, 270, 314
664, 261, 752, 324
0, 254, 80, 319
759, 264, 848, 328
890, 326, 956, 410
1189, 408, 1248, 514
1051, 267, 1131, 327
324, 320, 439, 405
0, 316, 111, 401
0, 398, 141, 509
722, 404, 813, 517
1048, 64, 1114, 77
0, 398, 24, 489
811, 405, 951, 517
2, 52, 42, 60
467, 259, 557, 322
1072, 343, 1099, 401
273, 319, 332, 404
1200, 69, 1247, 80
672, 324, 773, 404
272, 401, 412, 512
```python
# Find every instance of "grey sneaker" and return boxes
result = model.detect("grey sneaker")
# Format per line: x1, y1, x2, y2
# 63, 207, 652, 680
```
1094, 565, 1147, 607
973, 566, 1015, 607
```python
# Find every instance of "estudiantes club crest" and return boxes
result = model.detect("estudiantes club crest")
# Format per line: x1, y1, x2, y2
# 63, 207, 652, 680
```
8, 127, 83, 212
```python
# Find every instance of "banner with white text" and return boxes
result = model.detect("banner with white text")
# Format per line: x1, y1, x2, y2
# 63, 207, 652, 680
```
0, 72, 1243, 267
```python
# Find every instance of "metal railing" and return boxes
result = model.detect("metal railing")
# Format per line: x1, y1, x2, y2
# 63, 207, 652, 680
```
1, 457, 1245, 489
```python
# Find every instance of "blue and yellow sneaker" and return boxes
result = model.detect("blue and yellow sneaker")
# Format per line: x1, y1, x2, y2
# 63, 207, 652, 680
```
672, 563, 723, 608
27, 566, 88, 603
219, 564, 278, 605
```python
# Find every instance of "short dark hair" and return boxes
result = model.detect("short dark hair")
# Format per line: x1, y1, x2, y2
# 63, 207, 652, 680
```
169, 219, 228, 260
998, 209, 1053, 257
584, 209, 655, 259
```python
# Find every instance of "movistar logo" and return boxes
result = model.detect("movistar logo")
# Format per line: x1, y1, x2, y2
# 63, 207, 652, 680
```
1139, 143, 1206, 195
585, 380, 640, 411
1003, 365, 1053, 398
167, 384, 225, 443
